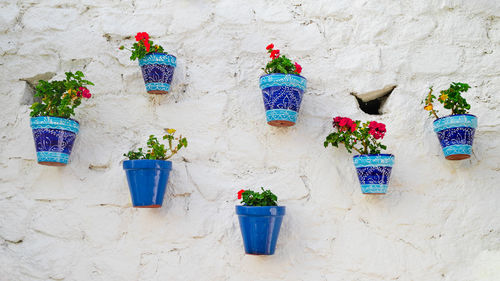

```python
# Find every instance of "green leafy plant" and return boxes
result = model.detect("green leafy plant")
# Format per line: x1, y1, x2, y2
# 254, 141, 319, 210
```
324, 117, 387, 155
263, 43, 302, 75
423, 82, 471, 119
119, 32, 166, 61
237, 188, 278, 206
30, 71, 94, 118
124, 129, 188, 160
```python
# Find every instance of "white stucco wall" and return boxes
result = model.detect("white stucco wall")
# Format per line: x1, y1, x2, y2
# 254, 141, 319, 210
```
1, 0, 500, 280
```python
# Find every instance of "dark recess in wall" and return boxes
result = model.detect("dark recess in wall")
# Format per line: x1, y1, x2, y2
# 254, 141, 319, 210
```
351, 85, 396, 115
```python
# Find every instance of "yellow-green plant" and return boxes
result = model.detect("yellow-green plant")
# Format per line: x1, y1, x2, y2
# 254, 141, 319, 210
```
424, 82, 471, 119
124, 129, 187, 160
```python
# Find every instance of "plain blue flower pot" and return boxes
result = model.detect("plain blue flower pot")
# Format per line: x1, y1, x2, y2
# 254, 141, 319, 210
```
30, 116, 80, 166
123, 160, 172, 208
353, 154, 395, 194
259, 73, 307, 127
138, 52, 176, 94
433, 114, 477, 160
235, 205, 286, 255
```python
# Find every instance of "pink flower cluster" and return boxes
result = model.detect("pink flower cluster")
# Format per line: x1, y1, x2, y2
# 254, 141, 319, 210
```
334, 116, 357, 132
77, 87, 91, 99
368, 121, 386, 139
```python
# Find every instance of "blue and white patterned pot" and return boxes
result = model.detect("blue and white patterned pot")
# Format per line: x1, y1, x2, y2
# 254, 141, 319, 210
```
353, 154, 395, 194
259, 73, 307, 127
433, 114, 477, 160
30, 116, 80, 166
138, 52, 176, 94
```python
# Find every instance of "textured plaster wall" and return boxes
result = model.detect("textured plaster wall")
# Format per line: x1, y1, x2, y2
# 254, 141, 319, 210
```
1, 0, 500, 280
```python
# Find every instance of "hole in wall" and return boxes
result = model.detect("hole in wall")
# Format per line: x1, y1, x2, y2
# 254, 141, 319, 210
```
19, 72, 56, 105
19, 82, 36, 105
351, 84, 396, 115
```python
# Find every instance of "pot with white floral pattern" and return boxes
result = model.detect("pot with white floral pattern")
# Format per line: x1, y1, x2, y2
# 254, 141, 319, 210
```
259, 44, 305, 127
139, 52, 176, 94
259, 73, 307, 127
120, 32, 176, 94
433, 114, 477, 160
30, 116, 80, 166
353, 154, 395, 194
325, 117, 394, 194
423, 82, 477, 160
28, 71, 93, 166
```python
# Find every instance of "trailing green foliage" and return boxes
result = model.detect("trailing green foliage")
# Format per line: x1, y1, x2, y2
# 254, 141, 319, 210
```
124, 129, 188, 160
423, 82, 471, 119
239, 188, 278, 206
29, 71, 94, 118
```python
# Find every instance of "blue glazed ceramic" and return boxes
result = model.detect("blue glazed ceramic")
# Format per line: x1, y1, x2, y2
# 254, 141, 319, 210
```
138, 52, 176, 94
235, 205, 286, 255
353, 154, 395, 194
30, 116, 80, 166
433, 114, 477, 160
259, 73, 307, 127
123, 160, 172, 208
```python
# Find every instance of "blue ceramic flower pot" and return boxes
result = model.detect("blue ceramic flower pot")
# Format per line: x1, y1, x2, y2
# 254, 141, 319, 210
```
30, 116, 80, 166
235, 205, 286, 255
433, 114, 477, 160
259, 73, 307, 127
138, 52, 176, 94
353, 154, 395, 194
123, 160, 172, 208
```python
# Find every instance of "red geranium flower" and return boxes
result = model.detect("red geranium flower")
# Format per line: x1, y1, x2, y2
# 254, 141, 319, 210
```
350, 122, 357, 132
294, 62, 302, 74
266, 43, 274, 50
339, 118, 348, 127
237, 189, 245, 199
270, 49, 280, 59
135, 32, 149, 42
135, 32, 151, 52
334, 116, 357, 132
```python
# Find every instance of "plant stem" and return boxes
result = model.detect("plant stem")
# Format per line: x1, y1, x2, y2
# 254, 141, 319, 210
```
362, 140, 368, 154
427, 88, 440, 119
432, 109, 439, 119
352, 147, 364, 154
